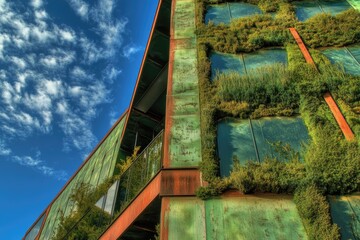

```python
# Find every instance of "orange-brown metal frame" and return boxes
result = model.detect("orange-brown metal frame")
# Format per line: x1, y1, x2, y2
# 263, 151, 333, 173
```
289, 28, 355, 141
100, 173, 162, 240
23, 110, 129, 239
324, 92, 355, 140
289, 28, 317, 67
163, 0, 177, 168
160, 169, 202, 196
99, 169, 201, 239
119, 0, 165, 147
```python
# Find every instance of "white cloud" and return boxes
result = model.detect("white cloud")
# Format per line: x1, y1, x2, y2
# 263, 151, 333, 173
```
0, 34, 11, 58
109, 110, 118, 126
56, 101, 69, 115
41, 80, 64, 97
71, 66, 87, 79
40, 51, 75, 68
98, 20, 127, 46
57, 27, 76, 42
105, 66, 122, 82
10, 56, 27, 69
68, 0, 89, 20
1, 81, 15, 105
12, 153, 68, 181
122, 45, 141, 58
12, 19, 31, 40
0, 140, 11, 156
13, 155, 42, 167
31, 26, 54, 43
68, 85, 83, 97
59, 112, 97, 151
31, 0, 43, 9
13, 112, 40, 128
41, 110, 52, 127
35, 10, 47, 20
79, 36, 104, 64
24, 91, 52, 111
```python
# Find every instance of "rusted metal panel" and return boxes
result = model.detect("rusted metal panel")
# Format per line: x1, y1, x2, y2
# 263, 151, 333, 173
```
289, 28, 316, 67
160, 197, 170, 240
160, 169, 201, 196
289, 27, 355, 141
120, 0, 165, 144
164, 0, 202, 168
161, 197, 206, 240
324, 92, 355, 140
100, 173, 161, 240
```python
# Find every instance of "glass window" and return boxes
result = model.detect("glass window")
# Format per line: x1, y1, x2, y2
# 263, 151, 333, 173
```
25, 214, 45, 240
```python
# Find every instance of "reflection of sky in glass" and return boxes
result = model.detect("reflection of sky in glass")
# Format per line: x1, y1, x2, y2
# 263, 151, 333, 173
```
217, 117, 310, 177
104, 181, 118, 215
322, 46, 360, 75
206, 3, 262, 25
243, 48, 287, 72
217, 119, 257, 177
329, 195, 360, 240
25, 214, 45, 240
210, 52, 245, 78
294, 0, 352, 21
210, 49, 287, 80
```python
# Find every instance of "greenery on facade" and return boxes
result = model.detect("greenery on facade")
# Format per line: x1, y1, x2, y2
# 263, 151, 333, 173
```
296, 10, 360, 48
294, 186, 340, 240
53, 181, 113, 240
53, 148, 142, 240
195, 0, 360, 239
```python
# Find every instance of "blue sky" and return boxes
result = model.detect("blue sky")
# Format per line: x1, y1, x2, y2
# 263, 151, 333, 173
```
0, 0, 158, 238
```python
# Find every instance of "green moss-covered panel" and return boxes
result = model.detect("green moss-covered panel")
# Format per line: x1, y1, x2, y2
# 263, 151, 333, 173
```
165, 196, 307, 240
322, 46, 360, 76
167, 198, 206, 240
217, 117, 310, 176
205, 196, 308, 240
168, 0, 202, 168
172, 49, 198, 95
205, 3, 262, 25
169, 114, 201, 167
294, 0, 352, 22
347, 0, 360, 11
39, 115, 127, 239
173, 0, 196, 39
329, 194, 360, 240
210, 49, 287, 80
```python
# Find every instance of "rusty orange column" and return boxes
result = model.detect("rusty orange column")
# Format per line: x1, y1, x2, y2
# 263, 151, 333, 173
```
100, 174, 161, 240
289, 28, 355, 141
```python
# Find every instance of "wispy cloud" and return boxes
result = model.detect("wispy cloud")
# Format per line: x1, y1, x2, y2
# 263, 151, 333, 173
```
104, 65, 122, 82
122, 44, 142, 58
0, 139, 11, 156
0, 0, 129, 158
68, 0, 89, 20
31, 0, 43, 9
109, 110, 118, 126
12, 152, 68, 181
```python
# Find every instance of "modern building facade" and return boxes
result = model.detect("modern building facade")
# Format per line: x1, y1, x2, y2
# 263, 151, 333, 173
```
25, 0, 360, 239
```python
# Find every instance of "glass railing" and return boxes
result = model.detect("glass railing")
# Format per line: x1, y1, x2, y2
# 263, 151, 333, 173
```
57, 130, 163, 240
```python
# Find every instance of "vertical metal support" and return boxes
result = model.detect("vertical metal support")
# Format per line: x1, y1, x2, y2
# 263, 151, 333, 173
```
134, 130, 138, 149
249, 119, 260, 163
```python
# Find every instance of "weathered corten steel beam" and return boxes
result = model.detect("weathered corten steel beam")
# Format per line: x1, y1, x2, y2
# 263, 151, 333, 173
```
289, 27, 355, 141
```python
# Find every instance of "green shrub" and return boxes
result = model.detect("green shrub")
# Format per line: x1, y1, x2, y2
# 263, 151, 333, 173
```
305, 127, 360, 194
215, 64, 299, 110
230, 158, 306, 194
294, 186, 340, 240
296, 9, 360, 48
196, 177, 230, 199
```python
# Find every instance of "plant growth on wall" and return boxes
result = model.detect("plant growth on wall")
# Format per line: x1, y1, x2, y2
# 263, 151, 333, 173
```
195, 0, 360, 239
